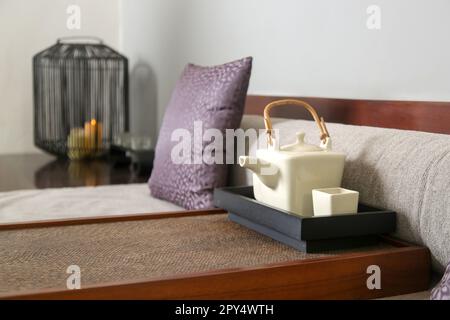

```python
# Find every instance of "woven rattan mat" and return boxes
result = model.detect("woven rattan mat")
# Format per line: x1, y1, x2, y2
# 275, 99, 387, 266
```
0, 214, 393, 295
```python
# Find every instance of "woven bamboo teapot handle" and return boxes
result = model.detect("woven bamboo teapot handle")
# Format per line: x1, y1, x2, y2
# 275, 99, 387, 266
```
263, 99, 330, 147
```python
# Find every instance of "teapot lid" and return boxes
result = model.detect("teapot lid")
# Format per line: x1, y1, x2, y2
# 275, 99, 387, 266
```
278, 132, 323, 152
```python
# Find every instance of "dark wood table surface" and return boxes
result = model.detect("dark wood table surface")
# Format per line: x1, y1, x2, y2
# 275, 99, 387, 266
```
0, 153, 150, 192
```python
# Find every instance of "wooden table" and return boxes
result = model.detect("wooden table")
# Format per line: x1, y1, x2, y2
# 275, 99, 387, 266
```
0, 153, 150, 192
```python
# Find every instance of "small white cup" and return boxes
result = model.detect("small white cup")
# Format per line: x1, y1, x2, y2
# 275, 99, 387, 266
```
312, 188, 359, 216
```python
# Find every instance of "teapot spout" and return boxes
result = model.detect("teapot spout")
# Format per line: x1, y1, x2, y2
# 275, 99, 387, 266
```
239, 156, 260, 174
239, 156, 279, 188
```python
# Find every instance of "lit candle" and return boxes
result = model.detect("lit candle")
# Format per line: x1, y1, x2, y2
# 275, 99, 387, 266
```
97, 121, 103, 151
84, 119, 103, 155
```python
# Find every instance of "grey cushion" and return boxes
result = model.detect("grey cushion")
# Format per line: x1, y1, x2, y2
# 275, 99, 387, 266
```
234, 115, 450, 272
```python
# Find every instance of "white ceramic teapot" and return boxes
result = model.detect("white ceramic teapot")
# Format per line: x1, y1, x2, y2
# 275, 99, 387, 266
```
239, 99, 346, 216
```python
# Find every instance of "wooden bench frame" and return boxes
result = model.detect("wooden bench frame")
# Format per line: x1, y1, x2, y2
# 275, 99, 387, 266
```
2, 94, 445, 299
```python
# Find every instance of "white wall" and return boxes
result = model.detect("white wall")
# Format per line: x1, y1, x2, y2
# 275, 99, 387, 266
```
2, 0, 450, 154
121, 0, 450, 140
0, 0, 120, 155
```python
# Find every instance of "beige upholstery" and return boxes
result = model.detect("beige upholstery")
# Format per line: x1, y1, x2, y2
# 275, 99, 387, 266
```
0, 184, 183, 223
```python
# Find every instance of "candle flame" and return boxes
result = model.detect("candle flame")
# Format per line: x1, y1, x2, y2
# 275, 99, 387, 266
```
91, 119, 97, 126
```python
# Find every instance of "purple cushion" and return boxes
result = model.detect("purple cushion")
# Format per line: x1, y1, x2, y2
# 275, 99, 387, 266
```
148, 57, 252, 209
431, 261, 450, 300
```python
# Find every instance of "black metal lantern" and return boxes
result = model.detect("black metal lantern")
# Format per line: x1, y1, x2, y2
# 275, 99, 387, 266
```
33, 37, 128, 159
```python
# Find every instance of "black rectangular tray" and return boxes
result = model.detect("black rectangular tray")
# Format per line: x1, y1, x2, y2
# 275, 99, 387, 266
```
213, 186, 396, 252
